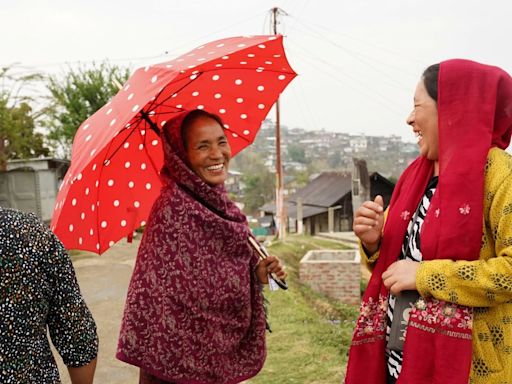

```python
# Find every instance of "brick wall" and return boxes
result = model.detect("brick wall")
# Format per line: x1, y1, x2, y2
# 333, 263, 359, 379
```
299, 250, 361, 305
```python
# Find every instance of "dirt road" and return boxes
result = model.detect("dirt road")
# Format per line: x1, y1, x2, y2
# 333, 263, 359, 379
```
56, 238, 141, 384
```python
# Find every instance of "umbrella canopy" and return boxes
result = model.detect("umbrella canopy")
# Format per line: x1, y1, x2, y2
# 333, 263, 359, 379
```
51, 35, 296, 254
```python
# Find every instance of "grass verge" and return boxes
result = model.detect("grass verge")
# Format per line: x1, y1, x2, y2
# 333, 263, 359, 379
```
248, 235, 359, 384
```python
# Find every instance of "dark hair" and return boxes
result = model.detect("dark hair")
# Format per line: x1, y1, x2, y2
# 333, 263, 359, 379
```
422, 64, 440, 102
180, 109, 225, 149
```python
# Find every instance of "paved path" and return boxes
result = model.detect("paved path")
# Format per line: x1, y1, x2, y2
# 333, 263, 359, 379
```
56, 238, 141, 384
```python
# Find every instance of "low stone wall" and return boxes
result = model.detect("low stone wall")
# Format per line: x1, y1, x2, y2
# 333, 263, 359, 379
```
299, 249, 361, 305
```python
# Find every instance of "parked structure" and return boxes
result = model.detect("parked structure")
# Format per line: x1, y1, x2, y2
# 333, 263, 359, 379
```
0, 158, 69, 223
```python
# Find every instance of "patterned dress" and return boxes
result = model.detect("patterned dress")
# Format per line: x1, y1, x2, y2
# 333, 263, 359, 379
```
386, 176, 438, 382
0, 208, 98, 383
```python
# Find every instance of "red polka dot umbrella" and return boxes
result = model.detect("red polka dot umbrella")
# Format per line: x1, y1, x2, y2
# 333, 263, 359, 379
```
50, 35, 296, 254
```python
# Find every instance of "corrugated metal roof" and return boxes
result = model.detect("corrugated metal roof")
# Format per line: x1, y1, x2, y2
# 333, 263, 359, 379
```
289, 171, 352, 207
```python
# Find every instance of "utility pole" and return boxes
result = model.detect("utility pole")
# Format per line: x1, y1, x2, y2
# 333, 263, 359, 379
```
271, 6, 288, 241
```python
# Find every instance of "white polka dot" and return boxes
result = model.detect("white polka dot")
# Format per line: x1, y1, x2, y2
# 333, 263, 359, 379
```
106, 108, 112, 115
121, 220, 127, 227
109, 241, 115, 247
77, 173, 83, 180
265, 61, 273, 65
132, 105, 139, 112
240, 61, 247, 65
81, 212, 85, 220
127, 93, 134, 100
256, 68, 264, 73
85, 188, 90, 195
197, 105, 204, 109
91, 204, 95, 212
69, 224, 74, 232
247, 53, 255, 58
215, 64, 223, 68
151, 139, 158, 146
237, 43, 246, 47
235, 79, 242, 85
134, 201, 140, 208
79, 237, 83, 245
108, 179, 114, 187
236, 98, 244, 103
149, 111, 155, 116
104, 160, 111, 166
161, 121, 167, 126
113, 200, 120, 207
128, 181, 135, 188
90, 149, 96, 157
85, 134, 92, 142
214, 93, 222, 99
101, 221, 108, 228
278, 74, 286, 80
141, 163, 147, 170
212, 75, 220, 81
232, 133, 239, 138
124, 84, 130, 90
139, 144, 144, 150
141, 221, 146, 226
241, 114, 248, 119
140, 130, 146, 136
72, 198, 77, 206
219, 109, 226, 114
273, 54, 281, 58
258, 44, 266, 49
125, 161, 131, 168
92, 164, 97, 171
90, 228, 94, 236
216, 43, 225, 47
222, 56, 229, 60
257, 85, 264, 91
243, 129, 250, 135
171, 93, 178, 98
176, 104, 183, 108
192, 91, 199, 96
96, 244, 100, 250
258, 104, 265, 109
151, 75, 158, 83
82, 123, 90, 131
145, 183, 152, 190
123, 142, 130, 149
110, 119, 116, 126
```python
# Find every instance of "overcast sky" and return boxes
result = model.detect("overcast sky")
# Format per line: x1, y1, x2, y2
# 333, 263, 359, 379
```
2, 0, 511, 142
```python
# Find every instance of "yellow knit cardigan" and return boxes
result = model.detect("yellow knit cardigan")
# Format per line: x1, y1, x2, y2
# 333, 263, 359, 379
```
362, 147, 512, 383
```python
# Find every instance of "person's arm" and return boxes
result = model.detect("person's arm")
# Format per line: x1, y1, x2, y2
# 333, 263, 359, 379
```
415, 160, 512, 307
40, 226, 98, 380
256, 256, 287, 284
67, 358, 97, 384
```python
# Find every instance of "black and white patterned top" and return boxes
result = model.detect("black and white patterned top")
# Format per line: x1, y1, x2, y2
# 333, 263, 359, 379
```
0, 208, 98, 383
386, 176, 438, 382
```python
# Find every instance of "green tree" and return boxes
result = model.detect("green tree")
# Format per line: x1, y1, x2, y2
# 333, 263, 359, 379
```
287, 143, 306, 163
43, 61, 130, 158
0, 66, 49, 170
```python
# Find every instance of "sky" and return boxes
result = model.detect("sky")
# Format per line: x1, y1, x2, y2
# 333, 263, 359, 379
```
2, 0, 512, 143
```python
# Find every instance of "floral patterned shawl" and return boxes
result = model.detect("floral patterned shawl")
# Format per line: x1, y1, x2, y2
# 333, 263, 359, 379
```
345, 60, 512, 384
117, 110, 266, 384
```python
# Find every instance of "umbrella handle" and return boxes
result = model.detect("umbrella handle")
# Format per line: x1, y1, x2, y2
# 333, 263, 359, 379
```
248, 236, 288, 290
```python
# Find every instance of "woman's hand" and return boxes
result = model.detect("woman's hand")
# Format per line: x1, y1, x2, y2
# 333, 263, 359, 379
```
256, 256, 287, 284
353, 195, 384, 254
382, 260, 420, 295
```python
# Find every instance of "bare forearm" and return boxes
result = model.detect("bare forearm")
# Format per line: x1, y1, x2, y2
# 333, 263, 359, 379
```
67, 358, 97, 384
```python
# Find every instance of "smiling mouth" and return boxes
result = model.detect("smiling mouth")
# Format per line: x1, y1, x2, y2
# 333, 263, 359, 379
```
415, 131, 423, 143
206, 164, 224, 172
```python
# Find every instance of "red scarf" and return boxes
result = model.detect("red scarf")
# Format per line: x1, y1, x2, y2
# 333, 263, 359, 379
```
345, 60, 512, 384
117, 111, 266, 384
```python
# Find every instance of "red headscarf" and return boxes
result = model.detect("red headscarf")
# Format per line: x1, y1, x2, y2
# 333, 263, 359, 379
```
117, 110, 266, 384
345, 60, 512, 384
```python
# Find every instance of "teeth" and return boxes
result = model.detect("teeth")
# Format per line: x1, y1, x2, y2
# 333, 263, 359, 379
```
207, 164, 223, 171
416, 132, 422, 142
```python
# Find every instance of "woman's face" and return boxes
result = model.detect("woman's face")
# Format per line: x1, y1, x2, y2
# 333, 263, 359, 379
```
407, 80, 439, 161
184, 116, 231, 186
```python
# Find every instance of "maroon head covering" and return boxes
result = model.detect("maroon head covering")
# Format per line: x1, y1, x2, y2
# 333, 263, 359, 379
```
117, 110, 266, 384
345, 60, 512, 383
